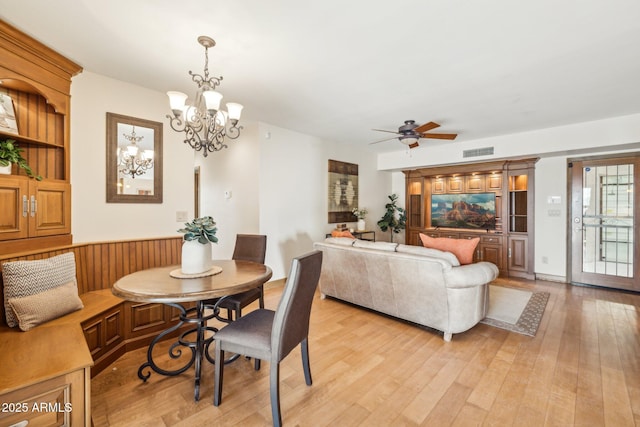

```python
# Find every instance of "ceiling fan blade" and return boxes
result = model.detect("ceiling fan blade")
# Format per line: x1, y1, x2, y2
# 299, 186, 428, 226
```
414, 121, 440, 133
372, 128, 401, 134
408, 142, 420, 149
420, 132, 458, 140
369, 136, 397, 145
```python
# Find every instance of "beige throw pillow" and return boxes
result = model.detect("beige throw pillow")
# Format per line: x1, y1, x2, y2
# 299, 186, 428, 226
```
8, 281, 84, 331
2, 252, 77, 327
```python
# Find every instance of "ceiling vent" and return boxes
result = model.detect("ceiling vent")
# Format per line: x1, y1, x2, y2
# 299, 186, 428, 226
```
463, 147, 494, 158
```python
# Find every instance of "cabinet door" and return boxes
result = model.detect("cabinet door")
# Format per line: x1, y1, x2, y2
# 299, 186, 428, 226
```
431, 178, 445, 194
447, 176, 464, 193
82, 305, 124, 361
480, 243, 503, 269
486, 173, 502, 191
507, 235, 528, 272
0, 177, 29, 240
29, 181, 71, 237
465, 175, 485, 192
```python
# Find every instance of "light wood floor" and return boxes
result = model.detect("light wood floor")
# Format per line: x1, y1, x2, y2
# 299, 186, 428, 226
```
91, 277, 640, 426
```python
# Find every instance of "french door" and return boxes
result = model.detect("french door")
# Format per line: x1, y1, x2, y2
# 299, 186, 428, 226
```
569, 155, 639, 291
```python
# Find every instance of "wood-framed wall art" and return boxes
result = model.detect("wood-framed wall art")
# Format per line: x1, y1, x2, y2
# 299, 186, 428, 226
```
328, 159, 358, 223
106, 112, 163, 203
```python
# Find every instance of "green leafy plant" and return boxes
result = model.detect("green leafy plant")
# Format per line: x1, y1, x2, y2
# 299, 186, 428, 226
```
177, 216, 219, 244
0, 139, 42, 180
377, 194, 407, 242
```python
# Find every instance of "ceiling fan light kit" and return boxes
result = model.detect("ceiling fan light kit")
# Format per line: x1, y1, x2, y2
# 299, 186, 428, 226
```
167, 36, 243, 157
370, 119, 457, 149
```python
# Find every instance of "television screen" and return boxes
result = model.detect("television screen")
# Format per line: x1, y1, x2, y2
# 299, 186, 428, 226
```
431, 192, 496, 230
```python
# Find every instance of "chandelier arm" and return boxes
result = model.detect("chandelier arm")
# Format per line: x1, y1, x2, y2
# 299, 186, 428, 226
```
225, 125, 243, 140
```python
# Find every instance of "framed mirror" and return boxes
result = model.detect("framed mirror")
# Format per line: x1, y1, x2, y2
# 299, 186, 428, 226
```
106, 112, 163, 203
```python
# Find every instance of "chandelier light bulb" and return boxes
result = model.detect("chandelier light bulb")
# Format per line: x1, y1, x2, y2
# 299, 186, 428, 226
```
226, 102, 243, 122
203, 90, 223, 112
167, 91, 188, 114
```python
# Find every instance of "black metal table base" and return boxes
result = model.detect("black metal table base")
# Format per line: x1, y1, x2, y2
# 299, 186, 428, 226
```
137, 297, 235, 401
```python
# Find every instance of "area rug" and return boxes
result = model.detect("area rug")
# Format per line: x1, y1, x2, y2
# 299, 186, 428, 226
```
480, 285, 550, 337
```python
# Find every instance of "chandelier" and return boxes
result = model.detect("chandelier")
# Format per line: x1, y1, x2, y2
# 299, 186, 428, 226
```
118, 126, 154, 178
167, 36, 243, 157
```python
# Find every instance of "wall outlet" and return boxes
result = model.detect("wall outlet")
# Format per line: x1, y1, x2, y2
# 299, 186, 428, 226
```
176, 211, 188, 222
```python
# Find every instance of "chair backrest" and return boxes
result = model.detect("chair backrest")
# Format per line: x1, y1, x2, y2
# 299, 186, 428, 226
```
271, 250, 323, 362
232, 234, 267, 264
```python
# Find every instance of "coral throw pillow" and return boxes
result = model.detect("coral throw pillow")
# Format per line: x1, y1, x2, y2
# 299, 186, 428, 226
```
419, 233, 479, 265
331, 230, 355, 239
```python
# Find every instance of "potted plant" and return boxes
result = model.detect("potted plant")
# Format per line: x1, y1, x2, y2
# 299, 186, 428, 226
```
377, 194, 407, 242
0, 139, 42, 180
352, 207, 368, 231
177, 216, 218, 274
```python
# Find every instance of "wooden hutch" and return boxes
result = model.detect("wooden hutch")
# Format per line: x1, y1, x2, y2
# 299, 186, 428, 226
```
0, 20, 82, 255
404, 158, 537, 279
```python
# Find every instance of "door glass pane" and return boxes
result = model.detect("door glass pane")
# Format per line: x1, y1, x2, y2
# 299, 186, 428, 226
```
582, 164, 634, 277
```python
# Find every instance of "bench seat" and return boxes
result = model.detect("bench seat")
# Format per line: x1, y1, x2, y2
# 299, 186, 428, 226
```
0, 290, 124, 427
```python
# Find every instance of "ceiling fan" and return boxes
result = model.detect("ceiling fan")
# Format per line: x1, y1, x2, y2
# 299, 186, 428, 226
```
370, 120, 457, 149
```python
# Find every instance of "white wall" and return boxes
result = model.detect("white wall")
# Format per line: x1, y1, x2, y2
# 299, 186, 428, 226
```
70, 71, 194, 242
198, 121, 392, 280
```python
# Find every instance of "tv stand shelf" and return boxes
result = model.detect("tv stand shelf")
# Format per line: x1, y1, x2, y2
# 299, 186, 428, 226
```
404, 158, 537, 279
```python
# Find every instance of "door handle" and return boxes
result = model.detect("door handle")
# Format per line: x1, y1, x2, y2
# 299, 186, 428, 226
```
30, 196, 36, 217
22, 195, 28, 217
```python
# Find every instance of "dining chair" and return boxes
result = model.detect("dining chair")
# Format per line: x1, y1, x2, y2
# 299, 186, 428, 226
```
218, 234, 267, 321
213, 250, 323, 427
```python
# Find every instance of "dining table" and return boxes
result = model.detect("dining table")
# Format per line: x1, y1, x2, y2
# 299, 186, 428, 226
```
112, 259, 273, 401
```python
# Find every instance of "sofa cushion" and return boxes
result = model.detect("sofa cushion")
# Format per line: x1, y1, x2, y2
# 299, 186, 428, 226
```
353, 240, 398, 252
396, 244, 461, 266
2, 252, 77, 327
324, 237, 356, 246
8, 281, 84, 331
419, 233, 479, 265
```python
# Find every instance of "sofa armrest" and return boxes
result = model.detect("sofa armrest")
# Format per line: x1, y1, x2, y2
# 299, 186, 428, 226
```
444, 262, 499, 288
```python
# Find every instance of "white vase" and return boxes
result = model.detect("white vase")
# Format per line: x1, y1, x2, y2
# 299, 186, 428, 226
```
181, 240, 212, 274
0, 162, 11, 175
357, 219, 366, 231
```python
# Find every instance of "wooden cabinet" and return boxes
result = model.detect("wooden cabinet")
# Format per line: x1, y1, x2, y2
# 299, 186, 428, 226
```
0, 368, 89, 427
123, 301, 196, 351
82, 304, 125, 375
431, 177, 445, 194
0, 20, 82, 254
508, 235, 529, 273
404, 159, 537, 278
446, 176, 464, 193
0, 177, 70, 240
465, 175, 485, 192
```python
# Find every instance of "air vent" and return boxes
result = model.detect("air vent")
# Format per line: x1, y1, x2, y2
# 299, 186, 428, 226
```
463, 147, 494, 158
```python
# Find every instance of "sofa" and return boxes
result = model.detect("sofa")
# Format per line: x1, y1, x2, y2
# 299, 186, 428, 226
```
313, 237, 499, 341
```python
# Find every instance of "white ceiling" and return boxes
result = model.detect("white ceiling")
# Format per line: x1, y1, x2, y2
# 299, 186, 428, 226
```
2, 0, 640, 153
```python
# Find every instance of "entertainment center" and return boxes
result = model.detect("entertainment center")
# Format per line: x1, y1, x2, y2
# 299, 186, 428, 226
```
404, 158, 537, 278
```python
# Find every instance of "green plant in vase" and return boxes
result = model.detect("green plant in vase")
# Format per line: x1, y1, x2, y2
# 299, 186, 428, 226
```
177, 216, 219, 244
177, 216, 219, 275
377, 194, 406, 242
0, 139, 42, 180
